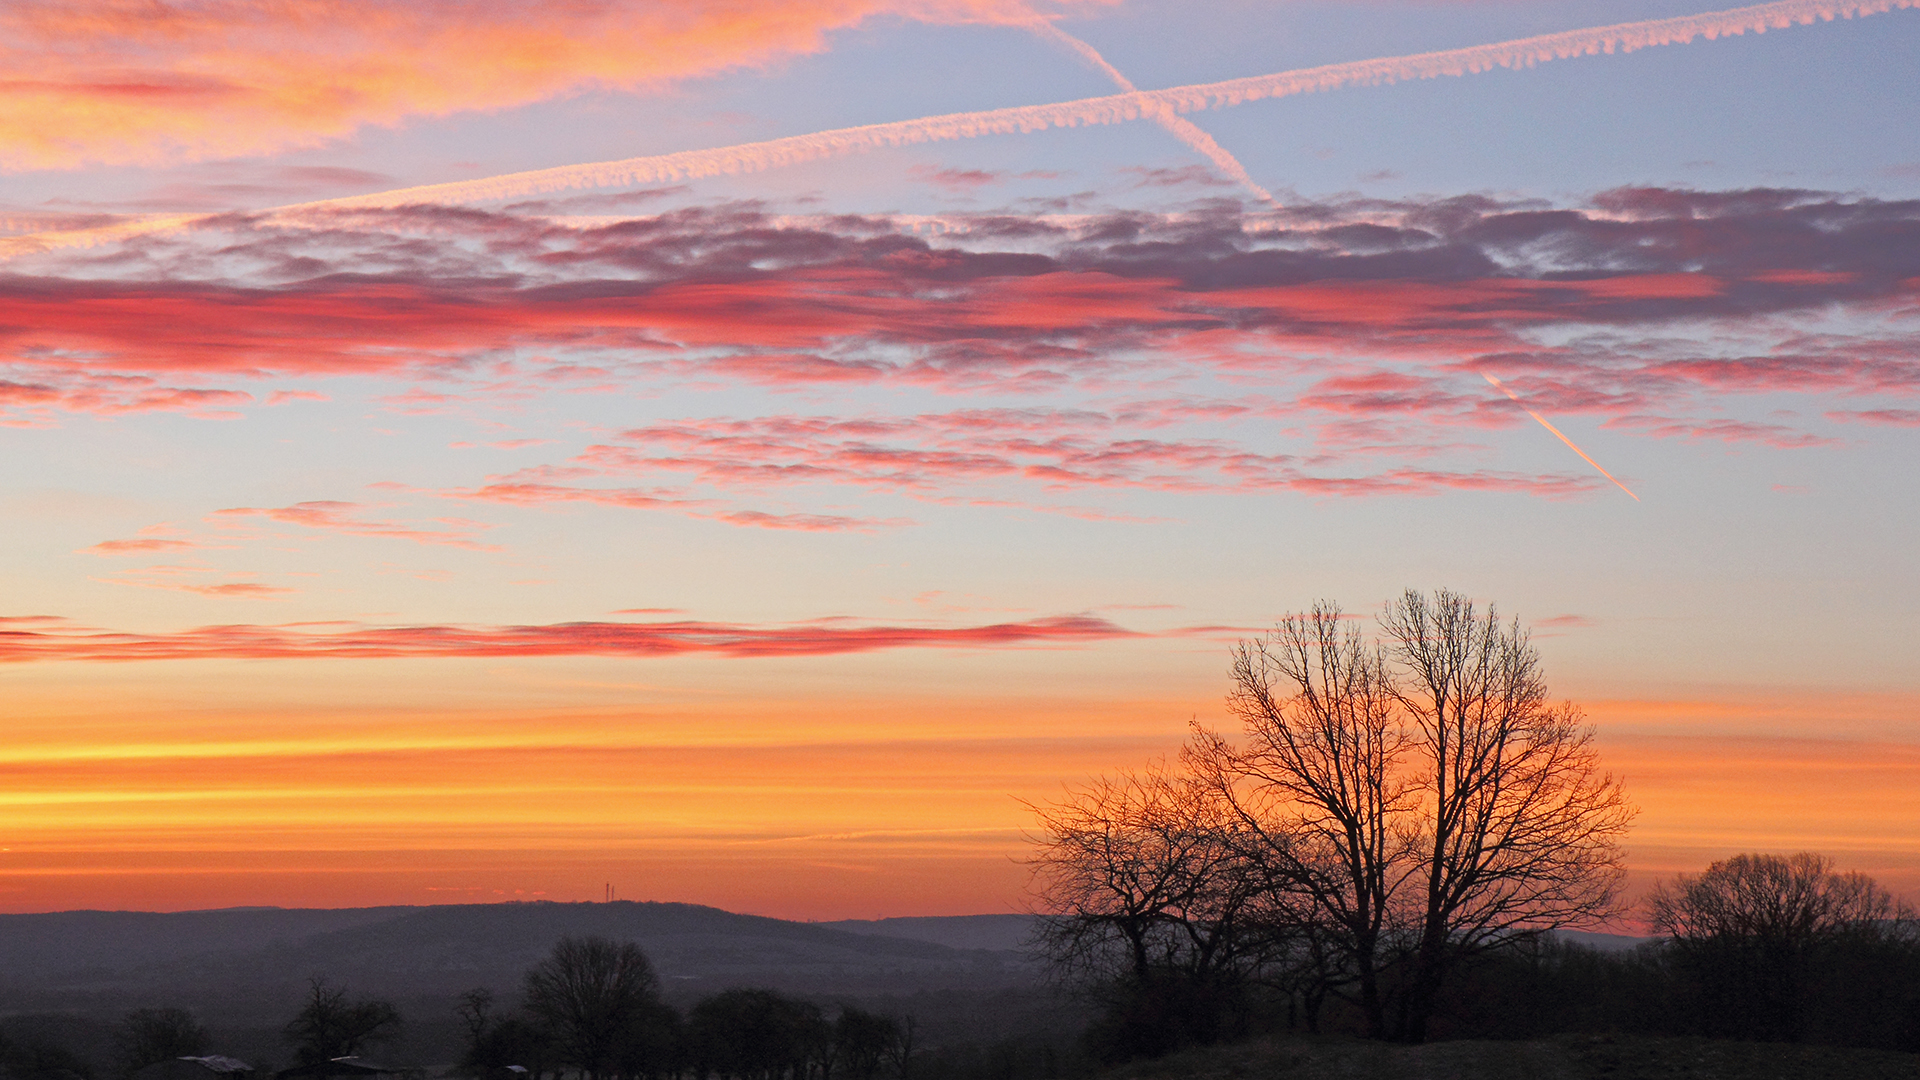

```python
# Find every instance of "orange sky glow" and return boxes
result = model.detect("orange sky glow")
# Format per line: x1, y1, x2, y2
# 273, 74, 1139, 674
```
4, 0, 1918, 924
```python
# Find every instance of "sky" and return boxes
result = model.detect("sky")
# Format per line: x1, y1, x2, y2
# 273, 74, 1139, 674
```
2, 0, 1917, 922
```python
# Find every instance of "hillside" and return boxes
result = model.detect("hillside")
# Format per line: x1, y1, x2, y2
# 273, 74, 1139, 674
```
0, 901, 1040, 1006
0, 902, 1060, 1073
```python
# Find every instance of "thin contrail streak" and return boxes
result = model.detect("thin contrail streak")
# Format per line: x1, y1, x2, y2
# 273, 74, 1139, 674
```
1484, 373, 1640, 501
1021, 21, 1279, 205
297, 0, 1914, 209
3, 0, 1909, 254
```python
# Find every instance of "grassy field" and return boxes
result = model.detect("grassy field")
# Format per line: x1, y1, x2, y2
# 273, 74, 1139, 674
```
1102, 1033, 1920, 1080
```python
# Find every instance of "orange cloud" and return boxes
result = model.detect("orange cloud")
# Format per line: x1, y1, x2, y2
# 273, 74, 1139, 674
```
1, 0, 1102, 171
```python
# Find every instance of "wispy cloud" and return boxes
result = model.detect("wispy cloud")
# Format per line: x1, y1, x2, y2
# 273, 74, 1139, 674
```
210, 501, 500, 550
0, 613, 1139, 663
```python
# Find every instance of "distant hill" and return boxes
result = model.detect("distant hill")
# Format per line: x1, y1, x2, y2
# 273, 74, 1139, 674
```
822, 914, 1041, 953
0, 901, 1041, 1019
0, 902, 1068, 1073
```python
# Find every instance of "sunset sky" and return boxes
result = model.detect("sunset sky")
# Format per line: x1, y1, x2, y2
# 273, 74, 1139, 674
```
2, 0, 1917, 922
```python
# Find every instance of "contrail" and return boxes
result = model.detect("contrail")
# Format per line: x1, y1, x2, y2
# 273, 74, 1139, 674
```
1483, 373, 1640, 501
4, 0, 1909, 253
1020, 20, 1278, 205
296, 0, 1912, 209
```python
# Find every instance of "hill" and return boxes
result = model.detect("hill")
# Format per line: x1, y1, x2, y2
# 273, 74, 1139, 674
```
0, 901, 1056, 1069
0, 901, 1040, 1006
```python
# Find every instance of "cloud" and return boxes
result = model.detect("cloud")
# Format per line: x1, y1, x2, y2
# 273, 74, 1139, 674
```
90, 565, 294, 598
211, 501, 500, 550
549, 408, 1598, 502
1, 0, 1106, 171
5, 188, 1917, 502
0, 613, 1139, 663
0, 370, 252, 423
11, 190, 1919, 387
1602, 414, 1839, 448
909, 165, 1005, 191
84, 525, 206, 556
1827, 408, 1920, 426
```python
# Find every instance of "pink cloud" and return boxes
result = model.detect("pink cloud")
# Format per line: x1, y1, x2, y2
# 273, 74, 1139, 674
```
6, 187, 1917, 502
0, 613, 1139, 663
1602, 415, 1838, 449
211, 501, 500, 550
83, 524, 213, 557
1826, 409, 1920, 426
266, 389, 330, 405
85, 538, 197, 555
909, 165, 1004, 191
91, 566, 294, 598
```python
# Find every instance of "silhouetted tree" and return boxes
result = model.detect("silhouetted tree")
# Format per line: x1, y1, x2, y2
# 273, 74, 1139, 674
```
1187, 589, 1633, 1042
523, 937, 664, 1080
687, 989, 827, 1080
881, 1014, 916, 1080
1027, 761, 1273, 1058
455, 989, 494, 1051
463, 1017, 554, 1080
283, 979, 402, 1065
1649, 852, 1913, 1042
832, 1009, 898, 1080
114, 1008, 210, 1076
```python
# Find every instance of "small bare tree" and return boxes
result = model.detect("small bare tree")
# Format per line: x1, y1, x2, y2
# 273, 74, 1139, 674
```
284, 978, 403, 1065
1026, 761, 1275, 1056
1028, 761, 1265, 985
115, 1007, 211, 1076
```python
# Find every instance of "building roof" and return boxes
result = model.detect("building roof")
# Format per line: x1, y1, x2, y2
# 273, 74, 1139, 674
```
274, 1058, 403, 1080
132, 1058, 254, 1080
182, 1058, 254, 1074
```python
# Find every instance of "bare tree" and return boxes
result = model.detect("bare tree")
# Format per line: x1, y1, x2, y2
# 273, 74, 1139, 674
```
1028, 761, 1270, 983
1649, 852, 1912, 1040
1192, 589, 1633, 1041
284, 979, 402, 1065
523, 936, 661, 1080
1381, 588, 1633, 1040
1026, 760, 1275, 1056
1188, 600, 1410, 1037
114, 1007, 210, 1076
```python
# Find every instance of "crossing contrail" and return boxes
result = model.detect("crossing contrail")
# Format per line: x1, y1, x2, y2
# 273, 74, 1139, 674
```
296, 0, 1912, 210
1020, 20, 1279, 205
1484, 373, 1640, 501
3, 0, 1909, 254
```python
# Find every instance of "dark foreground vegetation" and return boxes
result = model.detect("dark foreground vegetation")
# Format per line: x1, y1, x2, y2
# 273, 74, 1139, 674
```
1102, 1033, 1920, 1080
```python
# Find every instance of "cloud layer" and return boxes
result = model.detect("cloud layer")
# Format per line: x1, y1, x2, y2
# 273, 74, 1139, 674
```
6, 191, 1915, 490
